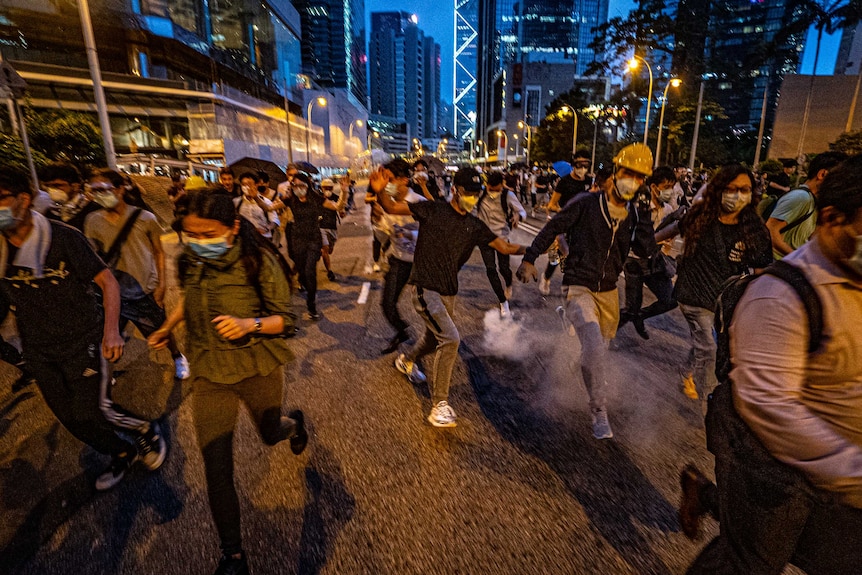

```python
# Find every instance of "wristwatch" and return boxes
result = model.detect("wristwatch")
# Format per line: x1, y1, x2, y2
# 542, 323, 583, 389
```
253, 318, 262, 333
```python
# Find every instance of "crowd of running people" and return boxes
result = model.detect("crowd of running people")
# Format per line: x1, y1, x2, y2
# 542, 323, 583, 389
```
0, 140, 859, 574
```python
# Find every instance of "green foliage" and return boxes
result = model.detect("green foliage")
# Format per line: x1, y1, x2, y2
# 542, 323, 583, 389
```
829, 129, 862, 156
0, 132, 48, 173
757, 158, 784, 177
664, 95, 728, 167
24, 108, 106, 172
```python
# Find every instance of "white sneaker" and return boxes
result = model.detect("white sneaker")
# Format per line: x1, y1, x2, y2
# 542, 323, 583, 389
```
591, 408, 614, 440
499, 301, 510, 318
372, 263, 381, 273
539, 277, 551, 296
504, 285, 513, 300
174, 354, 190, 380
395, 354, 426, 384
428, 401, 457, 427
556, 306, 576, 337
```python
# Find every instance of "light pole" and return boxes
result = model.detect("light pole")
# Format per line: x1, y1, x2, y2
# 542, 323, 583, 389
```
77, 0, 117, 169
476, 139, 487, 161
655, 78, 681, 168
518, 121, 532, 166
561, 105, 578, 156
512, 133, 520, 159
306, 96, 327, 162
349, 119, 364, 151
628, 56, 654, 147
497, 130, 508, 164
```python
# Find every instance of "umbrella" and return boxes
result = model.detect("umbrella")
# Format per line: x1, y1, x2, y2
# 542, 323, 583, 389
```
417, 155, 447, 175
229, 158, 287, 187
293, 160, 320, 175
553, 161, 572, 178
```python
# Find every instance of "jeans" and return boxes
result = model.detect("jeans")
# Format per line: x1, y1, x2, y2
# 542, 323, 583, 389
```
622, 256, 677, 320
479, 244, 512, 303
192, 368, 298, 556
381, 256, 413, 334
680, 303, 717, 413
405, 287, 459, 404
687, 383, 862, 575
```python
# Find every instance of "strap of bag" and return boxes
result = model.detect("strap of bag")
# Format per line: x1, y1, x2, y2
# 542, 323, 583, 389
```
778, 188, 815, 235
103, 208, 142, 268
762, 260, 823, 353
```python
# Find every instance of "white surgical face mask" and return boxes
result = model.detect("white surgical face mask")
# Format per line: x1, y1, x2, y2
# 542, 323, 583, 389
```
615, 177, 639, 201
458, 192, 480, 212
93, 191, 119, 209
293, 185, 307, 198
47, 187, 68, 203
658, 189, 674, 204
721, 191, 751, 213
573, 167, 588, 178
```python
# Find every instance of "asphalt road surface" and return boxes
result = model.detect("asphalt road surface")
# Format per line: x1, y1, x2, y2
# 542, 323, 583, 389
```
0, 194, 802, 575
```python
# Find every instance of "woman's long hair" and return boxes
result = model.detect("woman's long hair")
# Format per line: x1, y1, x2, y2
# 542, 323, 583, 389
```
175, 188, 292, 292
681, 164, 763, 259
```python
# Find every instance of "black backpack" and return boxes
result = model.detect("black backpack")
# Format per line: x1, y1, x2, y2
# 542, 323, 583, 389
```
707, 260, 823, 489
478, 189, 513, 228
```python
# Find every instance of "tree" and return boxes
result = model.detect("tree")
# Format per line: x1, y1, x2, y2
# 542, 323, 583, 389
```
0, 133, 49, 173
829, 129, 862, 155
665, 96, 729, 167
25, 108, 106, 172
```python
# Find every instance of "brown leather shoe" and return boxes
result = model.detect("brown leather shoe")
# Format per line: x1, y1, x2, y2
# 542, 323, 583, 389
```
680, 464, 713, 539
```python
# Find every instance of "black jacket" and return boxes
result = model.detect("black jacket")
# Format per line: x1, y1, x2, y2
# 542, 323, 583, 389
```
524, 191, 656, 292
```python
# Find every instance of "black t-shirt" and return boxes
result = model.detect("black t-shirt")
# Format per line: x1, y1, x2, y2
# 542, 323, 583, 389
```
535, 175, 549, 190
286, 192, 325, 245
0, 221, 106, 352
46, 200, 101, 233
555, 175, 591, 208
675, 218, 772, 309
408, 201, 498, 296
319, 191, 339, 229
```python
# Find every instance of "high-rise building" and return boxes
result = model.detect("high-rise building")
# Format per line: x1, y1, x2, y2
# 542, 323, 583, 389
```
471, 0, 611, 144
293, 0, 368, 107
369, 11, 439, 141
454, 0, 479, 140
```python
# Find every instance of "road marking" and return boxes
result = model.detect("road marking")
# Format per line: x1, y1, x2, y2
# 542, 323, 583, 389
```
518, 221, 542, 235
357, 281, 371, 304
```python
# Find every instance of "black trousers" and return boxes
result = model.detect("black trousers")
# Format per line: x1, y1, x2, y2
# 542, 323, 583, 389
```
687, 384, 862, 575
479, 244, 511, 303
622, 256, 676, 319
29, 334, 146, 457
192, 368, 297, 556
381, 256, 413, 334
293, 240, 322, 313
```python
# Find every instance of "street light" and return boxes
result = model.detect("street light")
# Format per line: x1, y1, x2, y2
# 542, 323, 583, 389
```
560, 105, 578, 156
512, 133, 520, 159
497, 129, 508, 164
306, 96, 327, 162
628, 56, 654, 147
655, 78, 681, 168
476, 139, 487, 160
366, 130, 379, 150
518, 120, 532, 166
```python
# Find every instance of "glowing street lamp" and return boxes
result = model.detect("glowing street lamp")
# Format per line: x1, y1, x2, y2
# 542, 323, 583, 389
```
560, 105, 578, 156
496, 130, 508, 164
655, 78, 681, 168
628, 56, 654, 146
348, 119, 364, 149
518, 120, 532, 166
306, 96, 327, 162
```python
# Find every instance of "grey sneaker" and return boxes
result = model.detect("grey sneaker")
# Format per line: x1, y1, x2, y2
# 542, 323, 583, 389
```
539, 277, 551, 295
395, 354, 426, 384
591, 408, 614, 440
428, 401, 457, 427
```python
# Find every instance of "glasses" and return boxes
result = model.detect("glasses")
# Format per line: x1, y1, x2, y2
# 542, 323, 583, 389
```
574, 162, 590, 169
725, 186, 752, 194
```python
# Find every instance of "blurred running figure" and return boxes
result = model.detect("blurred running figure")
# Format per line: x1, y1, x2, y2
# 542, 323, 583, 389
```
374, 166, 526, 427
475, 171, 526, 317
0, 167, 166, 491
517, 143, 656, 440
149, 190, 306, 575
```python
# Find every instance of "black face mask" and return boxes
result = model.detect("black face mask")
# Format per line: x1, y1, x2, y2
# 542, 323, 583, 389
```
257, 185, 266, 193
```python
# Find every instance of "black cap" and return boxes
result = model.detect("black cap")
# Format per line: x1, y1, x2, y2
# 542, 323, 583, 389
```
453, 167, 483, 192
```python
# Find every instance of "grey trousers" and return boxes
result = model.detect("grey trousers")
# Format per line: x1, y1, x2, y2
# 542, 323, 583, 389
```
405, 287, 459, 404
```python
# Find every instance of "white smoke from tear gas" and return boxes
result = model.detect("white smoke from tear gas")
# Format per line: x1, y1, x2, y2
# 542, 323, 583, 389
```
481, 309, 533, 361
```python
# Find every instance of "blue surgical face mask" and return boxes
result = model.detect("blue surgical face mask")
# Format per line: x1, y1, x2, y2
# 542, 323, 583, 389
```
0, 207, 15, 230
186, 234, 231, 259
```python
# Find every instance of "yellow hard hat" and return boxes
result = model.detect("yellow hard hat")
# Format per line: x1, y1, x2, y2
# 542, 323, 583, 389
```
612, 143, 653, 177
184, 175, 208, 190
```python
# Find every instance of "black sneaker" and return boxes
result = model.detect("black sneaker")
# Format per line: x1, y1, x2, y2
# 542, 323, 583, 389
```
214, 552, 249, 575
95, 451, 136, 491
136, 421, 167, 471
288, 410, 308, 455
327, 270, 336, 281
633, 316, 650, 340
380, 331, 408, 355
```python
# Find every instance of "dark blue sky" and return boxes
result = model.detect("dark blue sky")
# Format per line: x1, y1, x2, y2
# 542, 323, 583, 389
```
365, 0, 837, 104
